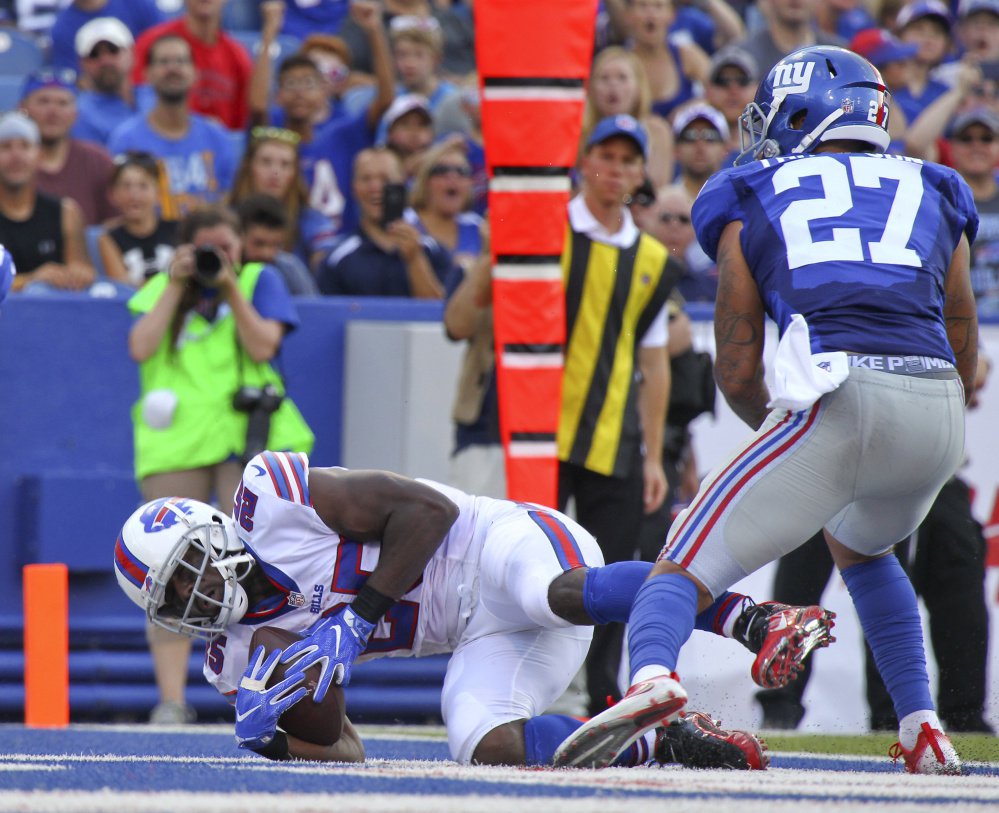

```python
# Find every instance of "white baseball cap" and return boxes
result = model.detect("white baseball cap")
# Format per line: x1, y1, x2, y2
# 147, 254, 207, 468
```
75, 17, 134, 58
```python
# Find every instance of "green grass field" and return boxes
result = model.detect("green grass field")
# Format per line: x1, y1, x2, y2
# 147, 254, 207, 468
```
764, 732, 999, 763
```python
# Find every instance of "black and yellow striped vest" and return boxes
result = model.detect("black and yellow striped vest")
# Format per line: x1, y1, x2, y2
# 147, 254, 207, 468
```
557, 226, 672, 477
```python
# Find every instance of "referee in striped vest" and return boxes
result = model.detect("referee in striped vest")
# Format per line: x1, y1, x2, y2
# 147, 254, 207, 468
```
558, 114, 675, 716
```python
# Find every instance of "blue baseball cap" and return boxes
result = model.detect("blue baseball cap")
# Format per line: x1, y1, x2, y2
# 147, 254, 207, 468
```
20, 68, 78, 103
895, 0, 953, 32
587, 114, 649, 159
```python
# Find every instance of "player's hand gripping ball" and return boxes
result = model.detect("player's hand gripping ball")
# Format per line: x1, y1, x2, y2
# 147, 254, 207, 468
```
248, 626, 346, 746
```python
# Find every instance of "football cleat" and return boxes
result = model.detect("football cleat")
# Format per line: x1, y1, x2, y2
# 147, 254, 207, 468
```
553, 674, 687, 769
889, 723, 962, 775
655, 711, 769, 770
736, 601, 836, 689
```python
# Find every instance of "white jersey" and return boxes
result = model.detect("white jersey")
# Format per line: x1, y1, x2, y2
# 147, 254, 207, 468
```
203, 451, 519, 698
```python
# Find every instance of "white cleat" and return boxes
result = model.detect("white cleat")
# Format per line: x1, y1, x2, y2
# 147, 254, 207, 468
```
889, 723, 962, 775
553, 674, 688, 769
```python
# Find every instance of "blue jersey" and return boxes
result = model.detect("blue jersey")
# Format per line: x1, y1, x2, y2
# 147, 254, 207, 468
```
693, 152, 978, 361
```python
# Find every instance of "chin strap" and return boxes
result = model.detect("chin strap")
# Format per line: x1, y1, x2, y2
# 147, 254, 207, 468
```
792, 108, 845, 154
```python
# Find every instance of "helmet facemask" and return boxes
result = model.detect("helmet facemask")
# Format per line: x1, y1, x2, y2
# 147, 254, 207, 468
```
147, 520, 254, 639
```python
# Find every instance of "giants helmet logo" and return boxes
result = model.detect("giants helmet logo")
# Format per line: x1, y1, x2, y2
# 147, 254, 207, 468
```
771, 61, 814, 94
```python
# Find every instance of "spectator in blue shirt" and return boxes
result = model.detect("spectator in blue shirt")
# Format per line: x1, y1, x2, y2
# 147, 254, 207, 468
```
72, 17, 152, 148
894, 0, 955, 121
318, 146, 451, 298
108, 34, 237, 220
50, 0, 163, 72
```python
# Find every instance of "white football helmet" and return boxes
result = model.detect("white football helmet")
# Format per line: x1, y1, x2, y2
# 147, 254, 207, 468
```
114, 497, 254, 639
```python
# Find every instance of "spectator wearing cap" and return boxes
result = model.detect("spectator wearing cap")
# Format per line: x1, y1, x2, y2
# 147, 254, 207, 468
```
108, 35, 237, 220
948, 107, 999, 313
19, 69, 118, 227
131, 0, 253, 131
0, 113, 95, 294
670, 102, 729, 201
381, 93, 436, 182
253, 1, 395, 236
337, 0, 475, 80
957, 0, 999, 62
49, 0, 163, 73
560, 112, 672, 718
704, 46, 758, 157
850, 28, 918, 144
733, 0, 844, 77
72, 18, 151, 148
582, 46, 675, 190
619, 0, 710, 121
317, 146, 452, 298
894, 0, 955, 122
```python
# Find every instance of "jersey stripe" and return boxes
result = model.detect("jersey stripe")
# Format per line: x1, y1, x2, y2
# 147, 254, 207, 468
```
667, 405, 821, 567
274, 452, 303, 504
286, 452, 311, 505
114, 534, 148, 588
529, 510, 585, 570
261, 451, 292, 501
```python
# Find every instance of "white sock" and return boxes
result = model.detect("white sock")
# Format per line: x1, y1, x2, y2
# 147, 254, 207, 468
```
632, 665, 671, 685
899, 709, 943, 750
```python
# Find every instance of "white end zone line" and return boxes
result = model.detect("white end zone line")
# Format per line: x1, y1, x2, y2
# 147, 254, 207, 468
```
2, 753, 997, 800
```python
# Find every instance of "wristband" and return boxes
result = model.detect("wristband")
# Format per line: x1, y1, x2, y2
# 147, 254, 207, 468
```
252, 731, 290, 761
351, 583, 395, 624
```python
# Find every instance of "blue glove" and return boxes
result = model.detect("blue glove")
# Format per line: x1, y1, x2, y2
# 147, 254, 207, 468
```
234, 645, 309, 751
281, 605, 375, 701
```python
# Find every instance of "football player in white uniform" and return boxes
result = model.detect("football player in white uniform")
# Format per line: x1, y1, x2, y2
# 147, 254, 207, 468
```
115, 450, 834, 767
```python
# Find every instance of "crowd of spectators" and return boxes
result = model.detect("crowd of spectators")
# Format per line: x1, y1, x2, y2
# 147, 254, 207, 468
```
0, 24, 983, 351
1, 0, 999, 312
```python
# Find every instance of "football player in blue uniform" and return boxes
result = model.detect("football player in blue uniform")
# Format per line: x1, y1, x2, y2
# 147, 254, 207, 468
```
555, 45, 978, 776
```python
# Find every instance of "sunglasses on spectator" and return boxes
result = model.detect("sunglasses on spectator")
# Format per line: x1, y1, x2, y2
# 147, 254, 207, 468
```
678, 128, 723, 144
429, 164, 472, 177
712, 75, 752, 88
954, 133, 997, 144
86, 42, 121, 59
659, 212, 691, 225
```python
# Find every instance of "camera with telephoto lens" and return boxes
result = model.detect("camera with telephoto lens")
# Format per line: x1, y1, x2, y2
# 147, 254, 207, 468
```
193, 244, 225, 287
233, 384, 284, 464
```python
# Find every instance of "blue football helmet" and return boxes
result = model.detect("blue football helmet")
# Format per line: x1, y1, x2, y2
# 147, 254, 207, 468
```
736, 46, 891, 165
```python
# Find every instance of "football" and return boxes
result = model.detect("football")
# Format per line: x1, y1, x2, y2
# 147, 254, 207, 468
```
248, 626, 345, 746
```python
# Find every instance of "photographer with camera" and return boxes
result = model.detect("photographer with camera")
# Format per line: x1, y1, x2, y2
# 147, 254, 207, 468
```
127, 204, 314, 725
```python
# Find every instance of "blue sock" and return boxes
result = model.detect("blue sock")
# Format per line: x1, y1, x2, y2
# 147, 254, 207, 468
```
627, 573, 698, 681
694, 591, 745, 636
523, 715, 584, 765
523, 715, 652, 766
841, 556, 933, 720
582, 561, 653, 624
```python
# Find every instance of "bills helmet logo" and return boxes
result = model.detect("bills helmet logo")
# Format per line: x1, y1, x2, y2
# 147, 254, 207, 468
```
139, 497, 196, 533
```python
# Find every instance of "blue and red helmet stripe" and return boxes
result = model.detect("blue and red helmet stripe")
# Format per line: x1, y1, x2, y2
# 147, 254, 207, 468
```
114, 533, 149, 589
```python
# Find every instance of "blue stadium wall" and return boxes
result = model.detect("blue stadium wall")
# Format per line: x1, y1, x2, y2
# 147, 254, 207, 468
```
0, 293, 449, 723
